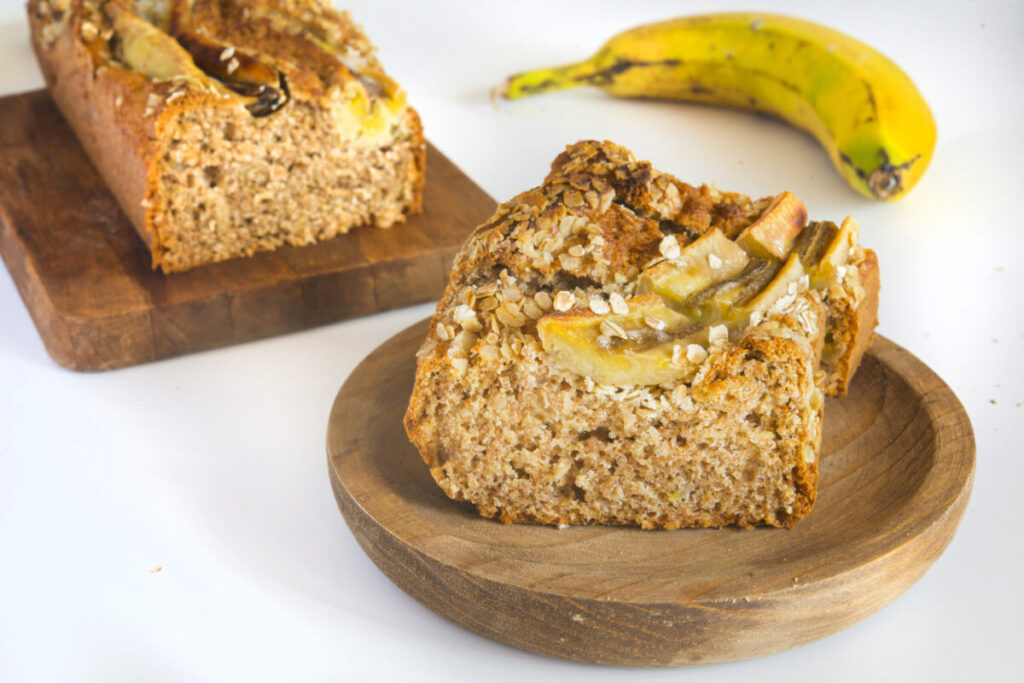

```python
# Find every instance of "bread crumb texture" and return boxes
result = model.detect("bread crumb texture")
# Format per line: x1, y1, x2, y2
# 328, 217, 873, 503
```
404, 141, 876, 529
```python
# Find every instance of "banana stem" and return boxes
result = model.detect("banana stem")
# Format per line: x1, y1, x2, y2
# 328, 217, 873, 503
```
501, 59, 601, 100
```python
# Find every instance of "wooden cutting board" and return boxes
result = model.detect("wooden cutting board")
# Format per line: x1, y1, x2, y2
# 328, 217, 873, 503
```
327, 320, 975, 666
0, 90, 494, 371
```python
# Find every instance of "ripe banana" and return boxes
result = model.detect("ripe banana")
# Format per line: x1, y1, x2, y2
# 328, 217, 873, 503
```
501, 13, 936, 201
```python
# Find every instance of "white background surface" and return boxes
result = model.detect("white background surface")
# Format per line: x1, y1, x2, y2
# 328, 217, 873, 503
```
1, 1, 1022, 681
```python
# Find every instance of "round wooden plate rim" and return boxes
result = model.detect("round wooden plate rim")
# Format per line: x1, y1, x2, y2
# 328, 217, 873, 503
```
326, 319, 975, 665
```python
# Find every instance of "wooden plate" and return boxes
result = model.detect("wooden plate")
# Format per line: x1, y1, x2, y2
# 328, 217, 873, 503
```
327, 319, 975, 666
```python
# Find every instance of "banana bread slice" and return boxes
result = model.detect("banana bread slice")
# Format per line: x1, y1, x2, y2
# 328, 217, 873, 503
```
28, 0, 425, 272
405, 140, 879, 529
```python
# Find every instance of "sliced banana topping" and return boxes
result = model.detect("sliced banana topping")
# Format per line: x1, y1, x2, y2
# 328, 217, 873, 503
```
816, 216, 860, 280
639, 228, 749, 308
538, 293, 706, 387
169, 30, 288, 117
106, 3, 211, 85
741, 251, 807, 318
735, 191, 807, 260
796, 220, 840, 269
537, 192, 855, 387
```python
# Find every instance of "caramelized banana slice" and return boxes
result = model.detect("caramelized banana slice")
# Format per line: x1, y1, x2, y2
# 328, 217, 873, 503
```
816, 216, 860, 280
682, 258, 780, 322
172, 31, 288, 116
538, 293, 706, 386
735, 191, 807, 260
741, 251, 807, 316
681, 251, 807, 327
638, 228, 750, 308
167, 0, 287, 116
796, 220, 840, 268
105, 1, 212, 85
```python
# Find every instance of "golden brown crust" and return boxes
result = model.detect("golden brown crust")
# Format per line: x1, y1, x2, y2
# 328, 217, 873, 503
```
29, 0, 155, 247
445, 140, 770, 295
829, 248, 880, 397
404, 106, 427, 214
544, 139, 768, 242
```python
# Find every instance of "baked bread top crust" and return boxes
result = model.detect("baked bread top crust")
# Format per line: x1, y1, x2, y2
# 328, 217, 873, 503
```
449, 140, 771, 292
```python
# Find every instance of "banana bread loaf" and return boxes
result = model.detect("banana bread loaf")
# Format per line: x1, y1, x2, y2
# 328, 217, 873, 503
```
405, 140, 879, 529
28, 0, 425, 273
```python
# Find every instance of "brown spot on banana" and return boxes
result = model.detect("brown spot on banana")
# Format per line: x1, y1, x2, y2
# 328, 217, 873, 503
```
745, 69, 803, 96
839, 152, 867, 180
840, 149, 922, 199
861, 79, 878, 123
867, 150, 922, 200
512, 78, 559, 96
581, 58, 684, 86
